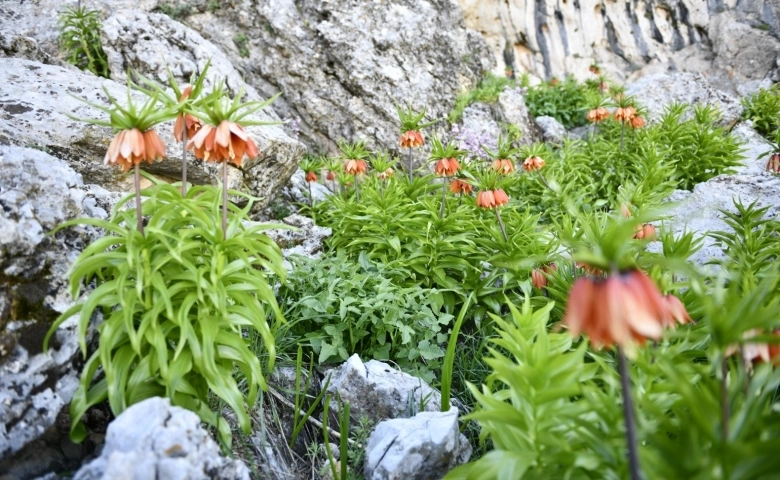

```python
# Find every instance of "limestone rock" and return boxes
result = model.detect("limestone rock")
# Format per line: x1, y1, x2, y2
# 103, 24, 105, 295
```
459, 103, 501, 156
0, 57, 304, 208
535, 116, 567, 145
73, 397, 250, 480
261, 214, 331, 261
283, 169, 332, 205
496, 87, 542, 145
176, 0, 493, 154
626, 72, 743, 127
456, 0, 780, 89
363, 408, 471, 480
661, 172, 780, 267
0, 146, 103, 463
322, 354, 441, 426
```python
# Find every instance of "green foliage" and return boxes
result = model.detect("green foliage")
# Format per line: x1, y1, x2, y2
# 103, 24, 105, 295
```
233, 33, 250, 58
509, 103, 744, 220
44, 181, 286, 447
278, 254, 454, 381
155, 2, 194, 19
449, 74, 514, 123
524, 76, 590, 129
59, 6, 110, 78
741, 85, 780, 138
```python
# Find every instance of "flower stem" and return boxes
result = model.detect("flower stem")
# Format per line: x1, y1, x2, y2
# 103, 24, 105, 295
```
407, 147, 413, 183
355, 177, 360, 203
537, 171, 555, 193
721, 357, 730, 442
617, 347, 641, 480
620, 122, 626, 151
308, 181, 313, 211
495, 208, 508, 242
134, 164, 144, 236
222, 160, 228, 241
181, 127, 188, 196
439, 177, 447, 219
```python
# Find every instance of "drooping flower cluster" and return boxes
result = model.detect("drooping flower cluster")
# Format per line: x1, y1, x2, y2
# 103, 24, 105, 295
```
492, 159, 515, 174
105, 127, 167, 172
399, 130, 424, 148
564, 269, 690, 349
522, 156, 545, 172
449, 178, 473, 194
173, 86, 203, 142
476, 188, 509, 209
586, 106, 610, 123
531, 263, 557, 289
188, 120, 259, 166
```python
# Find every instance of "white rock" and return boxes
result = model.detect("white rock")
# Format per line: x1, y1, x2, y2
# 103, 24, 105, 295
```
535, 115, 568, 145
626, 72, 743, 127
322, 354, 441, 426
74, 397, 250, 480
0, 146, 103, 461
363, 408, 472, 480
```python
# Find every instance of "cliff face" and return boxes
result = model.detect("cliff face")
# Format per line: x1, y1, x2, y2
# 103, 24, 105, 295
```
458, 0, 780, 91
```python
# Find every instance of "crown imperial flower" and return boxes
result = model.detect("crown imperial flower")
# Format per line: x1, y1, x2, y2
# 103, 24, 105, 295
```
476, 188, 509, 209
434, 158, 460, 176
523, 156, 545, 172
563, 270, 667, 349
449, 178, 473, 194
492, 159, 515, 174
105, 128, 166, 172
399, 130, 424, 149
188, 120, 259, 167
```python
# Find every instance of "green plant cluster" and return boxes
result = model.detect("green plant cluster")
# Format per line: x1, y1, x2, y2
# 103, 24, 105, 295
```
278, 254, 455, 381
448, 201, 780, 479
45, 181, 286, 446
511, 103, 744, 220
58, 6, 110, 78
741, 85, 780, 139
449, 73, 592, 128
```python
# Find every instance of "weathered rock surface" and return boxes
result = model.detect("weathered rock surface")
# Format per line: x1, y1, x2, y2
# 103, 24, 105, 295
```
0, 146, 106, 467
262, 214, 332, 262
534, 115, 568, 145
322, 354, 441, 426
363, 408, 471, 480
626, 72, 743, 127
73, 397, 250, 480
283, 169, 332, 206
457, 0, 780, 93
661, 172, 780, 267
0, 57, 304, 208
496, 87, 543, 146
173, 0, 493, 156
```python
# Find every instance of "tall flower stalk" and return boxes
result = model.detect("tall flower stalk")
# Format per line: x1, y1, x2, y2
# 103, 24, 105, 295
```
474, 168, 511, 241
299, 155, 323, 213
397, 104, 436, 182
560, 211, 692, 480
134, 60, 212, 196
429, 136, 466, 219
186, 81, 280, 239
339, 139, 370, 203
69, 84, 177, 234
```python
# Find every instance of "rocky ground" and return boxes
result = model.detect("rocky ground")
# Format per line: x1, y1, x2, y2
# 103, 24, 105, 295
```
1, 0, 779, 479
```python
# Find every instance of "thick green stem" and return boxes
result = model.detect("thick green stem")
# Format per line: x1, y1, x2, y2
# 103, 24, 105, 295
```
721, 357, 730, 443
134, 164, 144, 236
620, 121, 626, 151
495, 208, 508, 242
222, 160, 228, 240
181, 127, 188, 196
617, 347, 642, 480
407, 147, 413, 183
355, 177, 360, 203
439, 177, 447, 219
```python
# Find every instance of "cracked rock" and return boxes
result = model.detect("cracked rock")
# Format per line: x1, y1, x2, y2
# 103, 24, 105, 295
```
363, 408, 471, 480
322, 354, 441, 426
73, 397, 250, 480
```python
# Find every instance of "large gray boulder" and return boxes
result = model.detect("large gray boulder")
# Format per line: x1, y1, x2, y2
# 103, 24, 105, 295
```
363, 408, 471, 480
626, 72, 743, 128
175, 0, 494, 154
322, 354, 442, 426
0, 57, 304, 208
0, 146, 110, 471
73, 397, 251, 480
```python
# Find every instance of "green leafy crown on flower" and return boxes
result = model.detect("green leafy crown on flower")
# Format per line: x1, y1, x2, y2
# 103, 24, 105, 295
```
192, 80, 281, 127
133, 58, 213, 115
467, 165, 513, 191
337, 138, 371, 160
299, 154, 323, 174
69, 80, 178, 132
369, 151, 398, 172
482, 134, 521, 159
396, 104, 439, 133
428, 136, 466, 161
